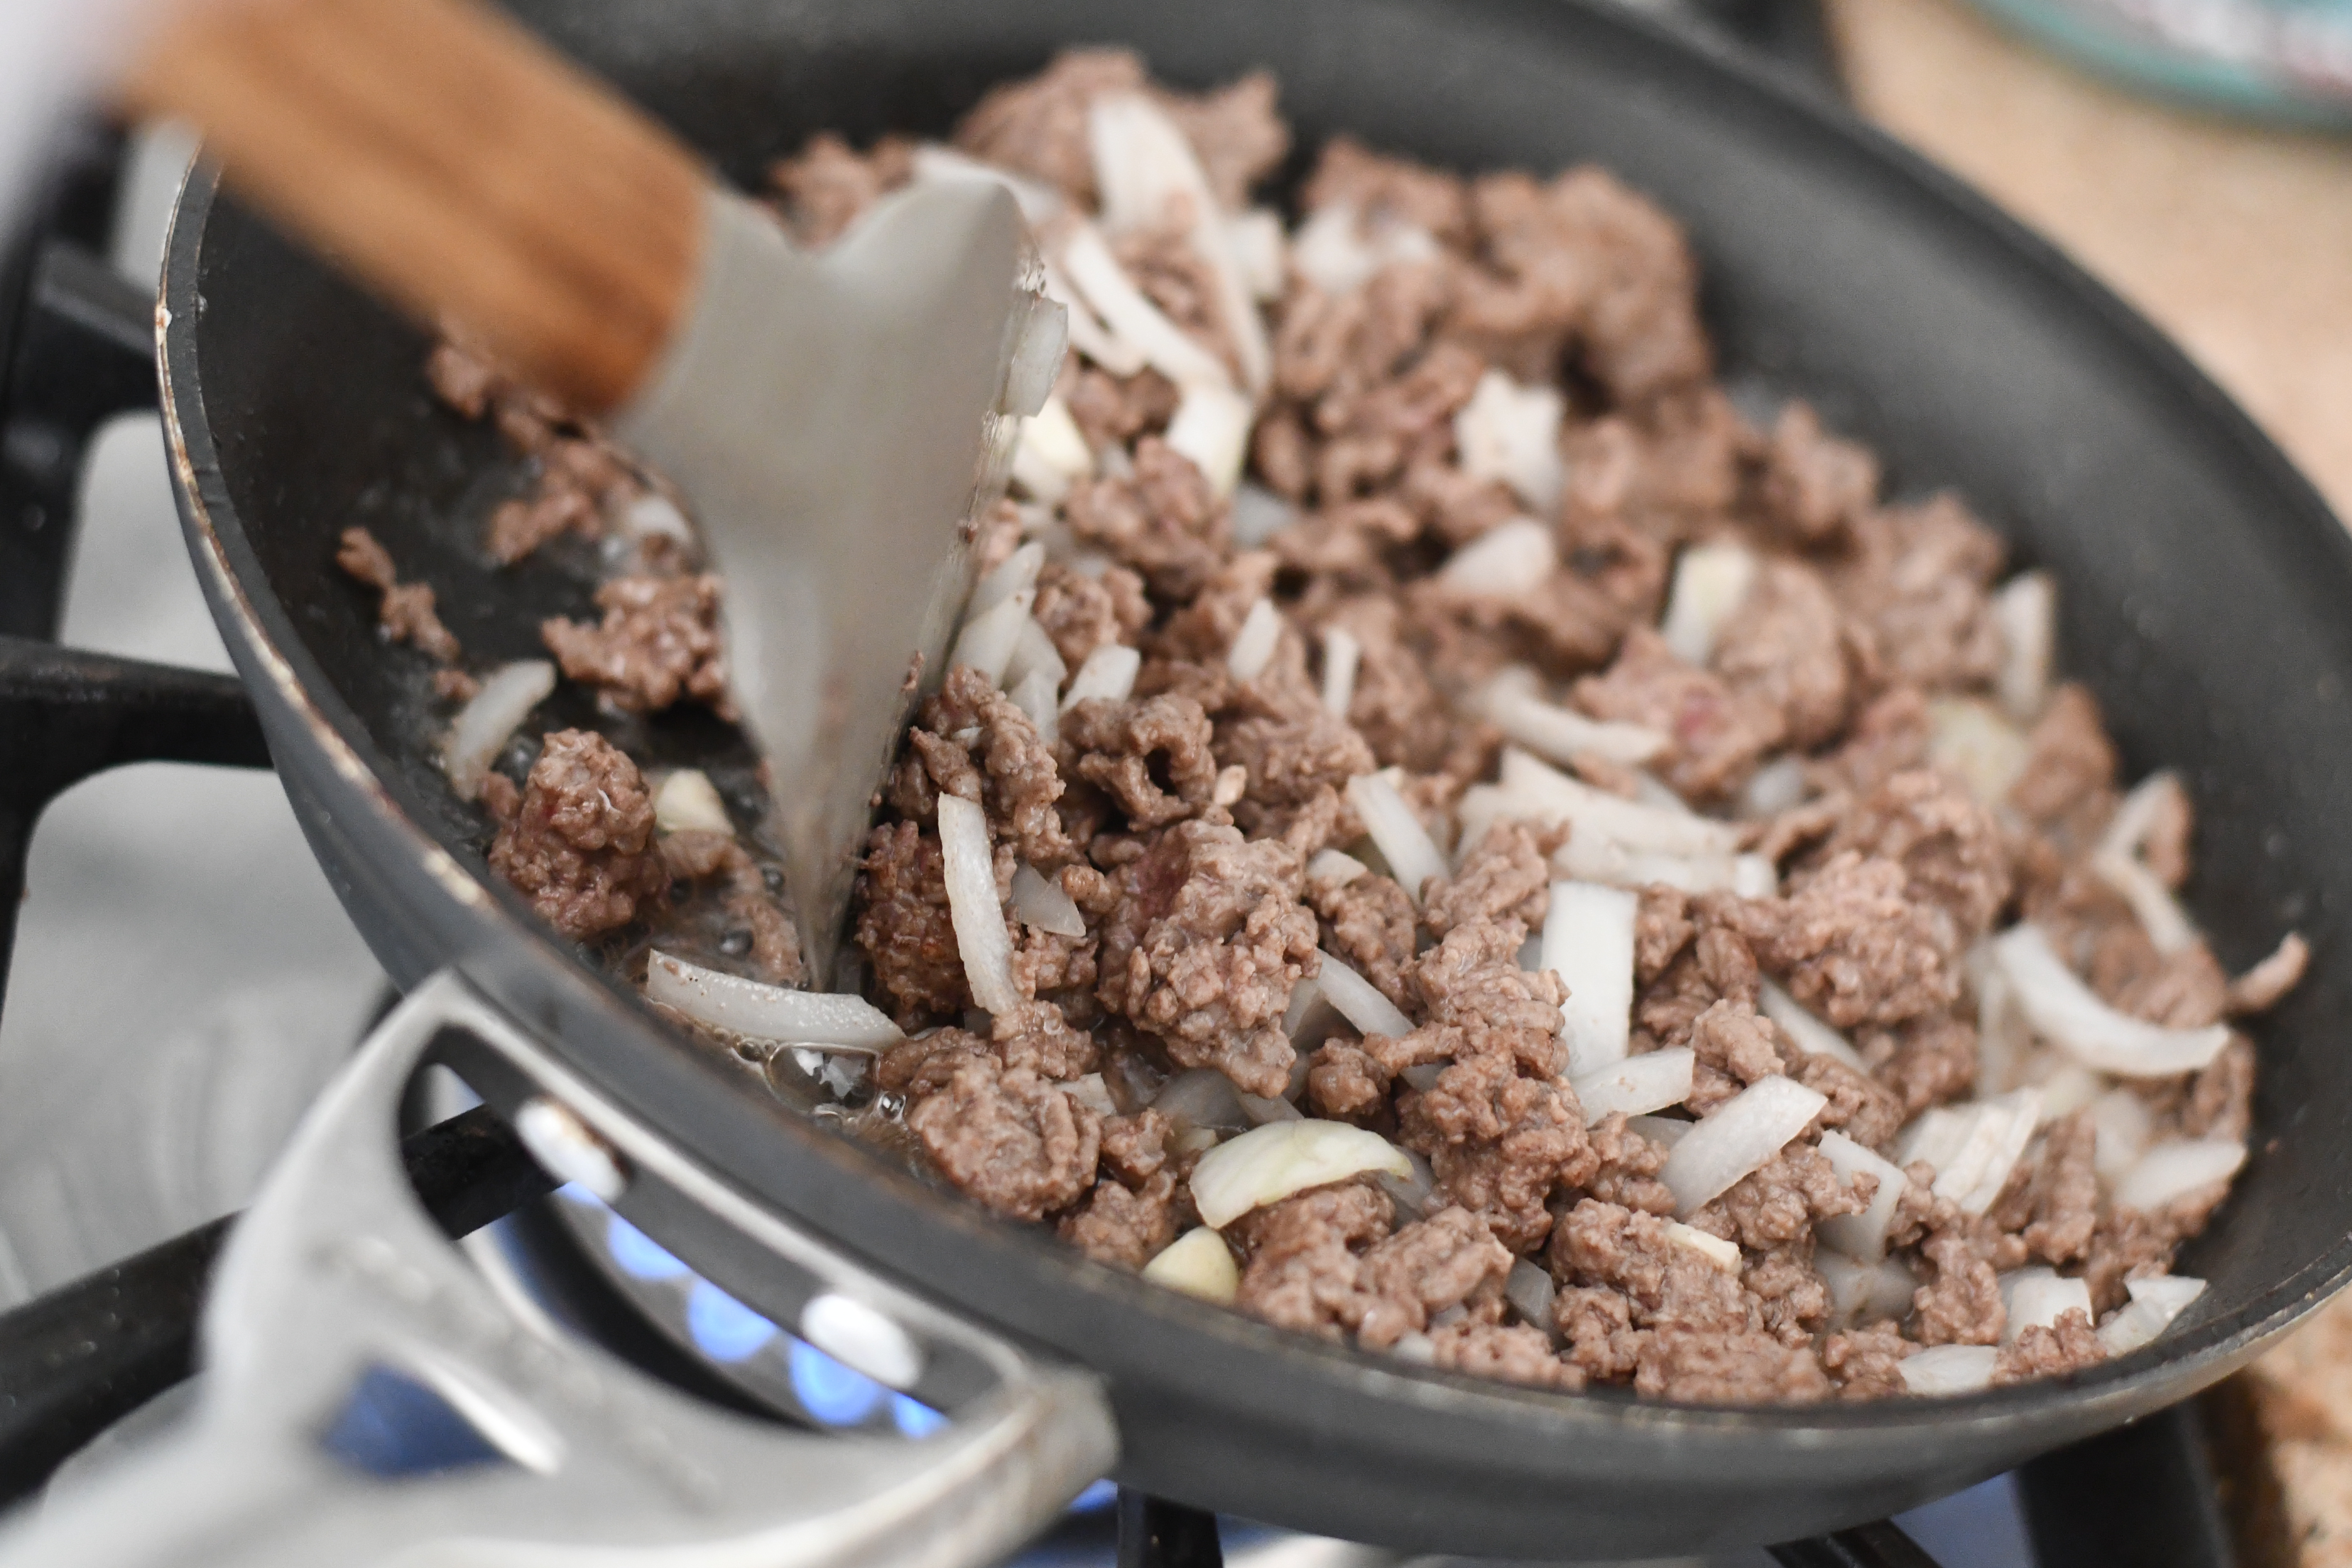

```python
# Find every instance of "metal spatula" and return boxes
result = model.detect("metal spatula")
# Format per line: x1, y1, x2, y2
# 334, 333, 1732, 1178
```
119, 0, 1064, 978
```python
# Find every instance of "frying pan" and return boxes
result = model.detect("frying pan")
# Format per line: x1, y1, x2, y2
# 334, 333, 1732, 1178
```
49, 0, 2352, 1560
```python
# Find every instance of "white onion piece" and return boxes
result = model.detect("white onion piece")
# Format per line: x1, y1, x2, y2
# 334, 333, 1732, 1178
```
1166, 383, 1254, 499
949, 588, 1035, 686
1142, 1228, 1240, 1303
1347, 773, 1447, 904
1927, 697, 2032, 809
1063, 1073, 1117, 1118
1972, 946, 2027, 1096
1059, 222, 1235, 391
1819, 1255, 1918, 1329
645, 951, 899, 1050
1306, 849, 1367, 892
2093, 773, 2198, 954
1038, 252, 1146, 378
1998, 1267, 2094, 1344
1003, 616, 1070, 695
2098, 1275, 2206, 1356
1437, 517, 1555, 596
1086, 94, 1270, 395
1571, 1048, 1694, 1124
1628, 1114, 1694, 1149
1289, 202, 1441, 295
1732, 855, 1780, 899
1321, 626, 1362, 719
1497, 750, 1743, 856
1228, 208, 1287, 299
440, 660, 555, 799
1238, 1089, 1304, 1125
1660, 1075, 1828, 1215
1227, 597, 1283, 681
1665, 1221, 1742, 1272
1659, 542, 1758, 665
1545, 881, 1638, 1074
1816, 1131, 1910, 1262
909, 143, 1067, 226
1480, 667, 1668, 767
1505, 1258, 1557, 1334
1008, 670, 1059, 746
1740, 755, 1810, 819
1009, 863, 1085, 937
2113, 1139, 2246, 1211
2035, 1062, 2104, 1122
1895, 1088, 2043, 1216
1543, 837, 1770, 897
1317, 951, 1414, 1040
1993, 571, 2055, 723
1453, 369, 1565, 515
1993, 925, 2231, 1077
653, 768, 731, 836
1011, 399, 1094, 506
1062, 643, 1142, 709
619, 492, 694, 544
1188, 1119, 1414, 1228
1899, 1345, 1998, 1397
1281, 972, 1326, 1038
2086, 1089, 2155, 1184
1230, 483, 1296, 548
971, 541, 1046, 618
1153, 1067, 1251, 1134
936, 794, 1020, 1015
1759, 981, 1867, 1070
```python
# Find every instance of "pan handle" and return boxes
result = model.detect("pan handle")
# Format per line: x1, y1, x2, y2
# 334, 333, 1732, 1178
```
0, 971, 1117, 1568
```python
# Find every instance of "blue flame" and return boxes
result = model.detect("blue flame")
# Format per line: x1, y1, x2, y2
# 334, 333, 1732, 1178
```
606, 1213, 689, 1281
685, 1280, 777, 1363
789, 1339, 885, 1426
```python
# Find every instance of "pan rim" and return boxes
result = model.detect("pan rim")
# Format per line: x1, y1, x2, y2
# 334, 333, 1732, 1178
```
155, 0, 2352, 1525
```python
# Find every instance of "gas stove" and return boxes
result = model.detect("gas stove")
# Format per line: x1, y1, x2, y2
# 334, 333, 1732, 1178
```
0, 20, 2265, 1568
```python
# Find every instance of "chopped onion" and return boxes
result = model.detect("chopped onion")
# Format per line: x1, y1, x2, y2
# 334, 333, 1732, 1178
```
1740, 755, 1810, 819
1628, 1114, 1694, 1149
1505, 1258, 1557, 1335
2035, 1061, 2104, 1122
1003, 617, 1069, 697
1281, 972, 1327, 1038
619, 492, 693, 544
1188, 1119, 1414, 1228
936, 794, 1020, 1015
2097, 1275, 2206, 1356
1289, 202, 1442, 296
971, 541, 1046, 618
1166, 384, 1255, 498
1479, 667, 1667, 767
1059, 222, 1235, 391
949, 587, 1035, 686
1347, 773, 1447, 904
1993, 571, 2055, 723
1899, 1345, 1998, 1397
1437, 517, 1555, 596
1010, 398, 1095, 504
1039, 252, 1146, 378
1571, 1048, 1694, 1124
1321, 626, 1362, 719
1895, 1088, 2044, 1215
1086, 94, 1271, 395
1228, 208, 1287, 299
1816, 1131, 1910, 1262
1759, 981, 1866, 1070
1665, 1221, 1742, 1273
1499, 749, 1743, 856
1152, 1067, 1251, 1135
1227, 597, 1284, 681
1008, 670, 1059, 746
1658, 542, 1757, 665
2093, 773, 2198, 955
1238, 1089, 1304, 1125
1819, 1254, 1917, 1329
1230, 483, 1296, 548
440, 660, 556, 799
1009, 863, 1085, 937
2086, 1089, 2154, 1185
1064, 1073, 1118, 1118
653, 768, 731, 836
645, 951, 899, 1050
2113, 1139, 2245, 1211
1375, 1146, 1438, 1220
1660, 1075, 1828, 1214
1971, 945, 2027, 1095
1142, 1227, 1239, 1303
1453, 369, 1565, 515
1062, 643, 1142, 709
1927, 698, 2031, 809
1998, 1267, 2094, 1344
1993, 924, 2231, 1077
1317, 951, 1414, 1040
1731, 855, 1779, 899
1545, 881, 1638, 1074
1305, 849, 1368, 892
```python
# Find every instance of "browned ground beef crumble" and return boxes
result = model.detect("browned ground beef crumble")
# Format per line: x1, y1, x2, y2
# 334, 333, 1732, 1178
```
349, 52, 2309, 1405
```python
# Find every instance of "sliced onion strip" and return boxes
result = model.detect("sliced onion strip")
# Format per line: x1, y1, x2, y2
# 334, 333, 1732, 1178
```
1226, 597, 1283, 681
1660, 1075, 1828, 1215
1321, 626, 1361, 719
936, 794, 1020, 1015
1816, 1131, 1910, 1262
1437, 517, 1555, 596
1571, 1048, 1694, 1124
1993, 571, 2055, 723
1480, 666, 1668, 768
2097, 1275, 2205, 1356
2113, 1139, 2245, 1212
1453, 369, 1564, 515
1993, 925, 2230, 1077
1166, 384, 1255, 499
1899, 1345, 1997, 1396
440, 660, 555, 799
1316, 951, 1413, 1040
1141, 1228, 1239, 1303
1059, 222, 1235, 391
1062, 643, 1142, 709
1545, 881, 1638, 1074
645, 951, 899, 1050
1659, 542, 1757, 665
1346, 773, 1447, 903
949, 587, 1035, 686
653, 768, 731, 836
1998, 1267, 2094, 1345
1009, 863, 1085, 937
1759, 981, 1867, 1070
1188, 1119, 1413, 1228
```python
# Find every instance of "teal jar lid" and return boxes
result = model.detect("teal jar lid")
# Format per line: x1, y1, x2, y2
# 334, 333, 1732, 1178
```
1960, 0, 2352, 128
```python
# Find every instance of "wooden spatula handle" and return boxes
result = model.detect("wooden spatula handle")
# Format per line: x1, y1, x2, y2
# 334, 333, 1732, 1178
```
121, 0, 709, 415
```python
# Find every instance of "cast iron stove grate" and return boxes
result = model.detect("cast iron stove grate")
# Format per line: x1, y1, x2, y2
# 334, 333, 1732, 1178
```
0, 73, 2255, 1568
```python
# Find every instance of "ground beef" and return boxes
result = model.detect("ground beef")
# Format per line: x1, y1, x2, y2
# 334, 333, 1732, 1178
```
1231, 1181, 1396, 1340
1816, 768, 2011, 942
1727, 852, 1963, 1029
855, 822, 967, 1023
1711, 560, 1866, 751
1432, 1321, 1582, 1390
1551, 1199, 1754, 1337
1574, 628, 1784, 800
1034, 561, 1152, 670
1423, 819, 1557, 936
1062, 693, 1224, 830
1059, 1171, 1180, 1269
486, 730, 667, 941
1402, 1051, 1590, 1250
1821, 1323, 1914, 1399
1691, 1144, 1867, 1252
1756, 402, 1878, 547
1995, 1309, 2106, 1384
336, 526, 463, 665
541, 574, 730, 716
1094, 821, 1318, 1096
907, 666, 1080, 869
1990, 1110, 2101, 1265
1064, 438, 1233, 601
1309, 869, 1418, 1010
1635, 1329, 1829, 1404
1911, 1231, 2006, 1346
1834, 495, 2005, 694
909, 1055, 1101, 1221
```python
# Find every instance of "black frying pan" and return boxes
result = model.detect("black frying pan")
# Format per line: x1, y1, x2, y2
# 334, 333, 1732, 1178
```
123, 0, 2352, 1558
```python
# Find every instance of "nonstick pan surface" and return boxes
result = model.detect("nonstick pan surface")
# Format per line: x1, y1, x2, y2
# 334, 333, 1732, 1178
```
162, 0, 2352, 1557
